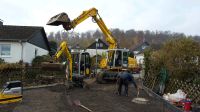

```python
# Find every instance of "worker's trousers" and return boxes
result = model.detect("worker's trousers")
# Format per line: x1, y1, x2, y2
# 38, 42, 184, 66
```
159, 83, 165, 95
118, 78, 129, 96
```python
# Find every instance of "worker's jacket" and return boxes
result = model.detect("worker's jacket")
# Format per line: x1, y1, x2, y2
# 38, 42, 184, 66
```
117, 72, 137, 88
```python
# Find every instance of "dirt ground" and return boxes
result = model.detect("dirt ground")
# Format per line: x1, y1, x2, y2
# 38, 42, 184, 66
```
1, 83, 165, 112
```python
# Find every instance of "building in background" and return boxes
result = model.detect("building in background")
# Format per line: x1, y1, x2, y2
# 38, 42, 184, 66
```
0, 20, 3, 25
0, 24, 50, 63
85, 38, 108, 57
131, 42, 150, 64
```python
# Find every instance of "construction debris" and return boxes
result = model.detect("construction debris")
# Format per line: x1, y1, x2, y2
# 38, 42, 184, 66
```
163, 89, 187, 103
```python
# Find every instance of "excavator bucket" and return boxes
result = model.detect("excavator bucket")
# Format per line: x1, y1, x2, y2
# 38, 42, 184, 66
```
47, 12, 71, 26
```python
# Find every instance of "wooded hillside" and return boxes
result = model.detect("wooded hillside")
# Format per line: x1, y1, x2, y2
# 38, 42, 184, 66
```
47, 28, 200, 51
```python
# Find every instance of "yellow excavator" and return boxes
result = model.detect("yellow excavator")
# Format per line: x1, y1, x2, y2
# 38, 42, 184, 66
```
47, 7, 139, 83
43, 39, 91, 87
53, 41, 91, 86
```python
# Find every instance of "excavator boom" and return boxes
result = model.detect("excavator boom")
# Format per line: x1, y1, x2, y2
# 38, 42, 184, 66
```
54, 41, 73, 81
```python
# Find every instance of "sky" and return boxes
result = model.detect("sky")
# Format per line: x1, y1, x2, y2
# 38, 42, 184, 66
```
0, 0, 200, 36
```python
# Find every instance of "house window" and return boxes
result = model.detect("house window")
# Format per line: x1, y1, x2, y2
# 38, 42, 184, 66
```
96, 43, 99, 48
100, 43, 103, 47
0, 44, 11, 56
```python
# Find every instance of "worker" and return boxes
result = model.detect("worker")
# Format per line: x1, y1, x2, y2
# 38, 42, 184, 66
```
158, 67, 169, 95
117, 71, 138, 96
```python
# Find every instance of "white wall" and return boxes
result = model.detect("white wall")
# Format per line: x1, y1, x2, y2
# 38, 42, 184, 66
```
85, 49, 107, 57
0, 42, 49, 63
23, 42, 49, 63
135, 54, 144, 64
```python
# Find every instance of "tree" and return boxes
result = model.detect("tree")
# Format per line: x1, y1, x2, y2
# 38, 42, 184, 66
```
54, 31, 62, 43
93, 29, 102, 39
47, 32, 54, 40
0, 58, 5, 64
49, 40, 58, 55
148, 37, 200, 82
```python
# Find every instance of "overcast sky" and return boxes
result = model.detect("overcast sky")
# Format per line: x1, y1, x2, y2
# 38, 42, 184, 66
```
0, 0, 200, 36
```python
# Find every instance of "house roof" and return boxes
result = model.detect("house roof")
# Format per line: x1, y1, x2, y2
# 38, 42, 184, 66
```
131, 41, 150, 54
0, 25, 43, 41
87, 38, 108, 49
0, 25, 50, 51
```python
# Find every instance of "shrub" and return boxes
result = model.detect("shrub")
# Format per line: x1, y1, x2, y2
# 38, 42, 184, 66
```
32, 55, 52, 66
0, 63, 22, 71
0, 58, 5, 64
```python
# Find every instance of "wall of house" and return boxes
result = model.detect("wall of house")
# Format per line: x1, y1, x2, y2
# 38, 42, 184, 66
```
85, 49, 107, 57
0, 42, 21, 63
0, 42, 49, 63
135, 54, 144, 64
23, 42, 49, 63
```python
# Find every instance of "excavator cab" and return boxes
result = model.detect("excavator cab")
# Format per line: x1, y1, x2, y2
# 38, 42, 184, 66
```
72, 52, 91, 77
108, 49, 129, 68
71, 51, 90, 87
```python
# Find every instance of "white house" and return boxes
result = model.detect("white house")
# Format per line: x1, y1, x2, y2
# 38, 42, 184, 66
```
85, 38, 108, 57
0, 24, 50, 63
132, 42, 150, 64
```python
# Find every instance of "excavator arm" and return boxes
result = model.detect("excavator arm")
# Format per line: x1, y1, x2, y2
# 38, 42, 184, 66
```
47, 7, 139, 71
66, 8, 117, 50
54, 41, 73, 81
47, 8, 117, 65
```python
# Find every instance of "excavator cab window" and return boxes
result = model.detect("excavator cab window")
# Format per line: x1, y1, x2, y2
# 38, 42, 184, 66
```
108, 50, 122, 67
80, 54, 85, 71
80, 53, 91, 76
72, 53, 79, 74
115, 50, 122, 67
122, 51, 128, 67
128, 51, 135, 58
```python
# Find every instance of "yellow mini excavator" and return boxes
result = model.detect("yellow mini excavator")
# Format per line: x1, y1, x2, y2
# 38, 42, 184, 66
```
45, 23, 91, 87
46, 7, 140, 83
